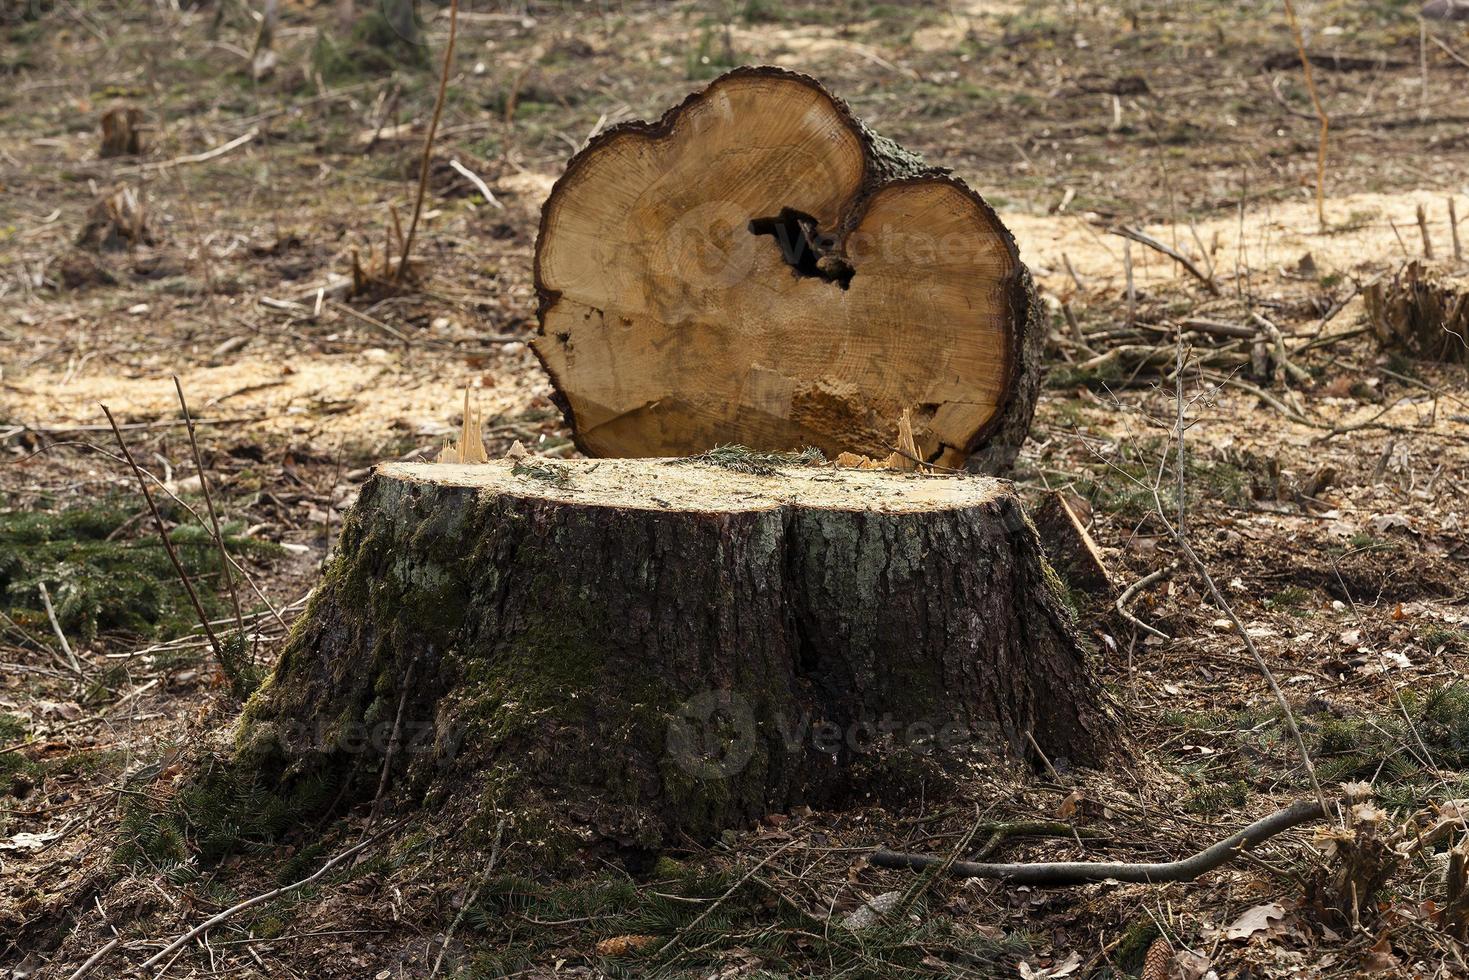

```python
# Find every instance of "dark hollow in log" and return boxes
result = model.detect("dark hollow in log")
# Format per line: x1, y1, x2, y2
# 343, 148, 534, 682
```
532, 67, 1044, 474
239, 459, 1117, 851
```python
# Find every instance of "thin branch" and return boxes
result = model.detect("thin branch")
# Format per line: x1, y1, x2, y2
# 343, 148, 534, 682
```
37, 582, 83, 676
65, 937, 120, 980
1163, 361, 1331, 818
5, 438, 287, 629
101, 405, 224, 663
1115, 565, 1173, 641
429, 817, 505, 978
397, 0, 461, 282
1282, 0, 1329, 229
872, 800, 1327, 885
1112, 225, 1219, 295
174, 377, 246, 639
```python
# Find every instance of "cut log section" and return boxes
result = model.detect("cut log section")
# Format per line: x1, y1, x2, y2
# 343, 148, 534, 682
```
240, 458, 1117, 849
533, 67, 1042, 473
1031, 490, 1112, 594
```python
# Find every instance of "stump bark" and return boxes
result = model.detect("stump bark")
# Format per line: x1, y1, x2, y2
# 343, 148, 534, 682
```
241, 459, 1116, 849
533, 67, 1043, 474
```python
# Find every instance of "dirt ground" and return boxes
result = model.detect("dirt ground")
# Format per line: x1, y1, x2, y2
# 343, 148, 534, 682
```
3, 0, 1469, 977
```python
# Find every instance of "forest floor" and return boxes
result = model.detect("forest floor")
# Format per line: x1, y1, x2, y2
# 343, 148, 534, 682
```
3, 0, 1469, 977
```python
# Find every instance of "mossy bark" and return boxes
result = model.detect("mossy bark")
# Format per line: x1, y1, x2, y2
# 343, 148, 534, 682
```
240, 467, 1117, 848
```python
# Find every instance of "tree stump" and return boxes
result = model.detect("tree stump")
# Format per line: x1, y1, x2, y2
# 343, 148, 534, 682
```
1364, 261, 1469, 363
533, 67, 1043, 474
240, 458, 1117, 851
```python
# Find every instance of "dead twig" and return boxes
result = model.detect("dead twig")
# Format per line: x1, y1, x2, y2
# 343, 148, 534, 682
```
1112, 225, 1219, 295
4, 438, 288, 629
397, 0, 460, 282
370, 658, 418, 826
429, 817, 506, 978
1163, 359, 1330, 818
873, 800, 1326, 885
1115, 564, 1173, 641
37, 582, 83, 676
174, 377, 246, 640
1282, 0, 1329, 229
65, 937, 120, 980
101, 404, 225, 666
114, 128, 258, 177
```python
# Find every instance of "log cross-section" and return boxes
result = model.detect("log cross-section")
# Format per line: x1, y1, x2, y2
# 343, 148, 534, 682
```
533, 67, 1043, 472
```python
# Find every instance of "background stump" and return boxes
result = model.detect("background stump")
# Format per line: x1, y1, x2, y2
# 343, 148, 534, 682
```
533, 67, 1043, 473
241, 458, 1116, 849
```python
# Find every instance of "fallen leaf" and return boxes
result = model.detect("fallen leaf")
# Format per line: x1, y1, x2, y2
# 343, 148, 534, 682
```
1225, 901, 1285, 941
1, 831, 60, 852
1018, 951, 1082, 978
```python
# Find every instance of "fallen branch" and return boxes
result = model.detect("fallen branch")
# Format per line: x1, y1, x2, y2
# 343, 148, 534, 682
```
448, 158, 503, 209
174, 377, 246, 642
1282, 0, 1329, 229
872, 800, 1327, 885
65, 937, 119, 980
116, 128, 258, 176
4, 437, 288, 629
1111, 225, 1220, 295
1115, 564, 1173, 641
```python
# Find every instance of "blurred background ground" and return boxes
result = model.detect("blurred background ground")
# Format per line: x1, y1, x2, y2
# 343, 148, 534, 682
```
2, 0, 1468, 977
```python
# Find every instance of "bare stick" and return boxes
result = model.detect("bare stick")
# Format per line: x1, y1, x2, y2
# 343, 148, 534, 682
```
1164, 364, 1330, 817
135, 823, 400, 970
174, 377, 245, 639
116, 128, 258, 177
1451, 197, 1463, 263
1113, 225, 1219, 295
1418, 203, 1435, 260
1115, 565, 1172, 641
660, 839, 799, 955
370, 658, 417, 826
397, 0, 460, 282
1123, 240, 1136, 326
66, 937, 120, 980
2, 438, 285, 628
1283, 0, 1329, 230
429, 818, 505, 978
102, 405, 224, 663
1062, 252, 1085, 292
1421, 18, 1430, 120
873, 800, 1327, 885
448, 158, 503, 209
37, 582, 82, 676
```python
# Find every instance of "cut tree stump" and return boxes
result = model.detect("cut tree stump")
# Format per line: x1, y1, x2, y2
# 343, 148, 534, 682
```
1364, 261, 1469, 363
240, 458, 1117, 850
533, 67, 1042, 474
